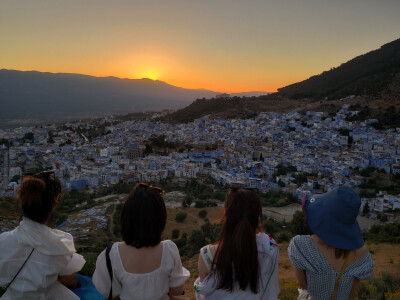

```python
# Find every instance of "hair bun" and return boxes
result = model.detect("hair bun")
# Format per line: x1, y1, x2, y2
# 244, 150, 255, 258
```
18, 176, 46, 207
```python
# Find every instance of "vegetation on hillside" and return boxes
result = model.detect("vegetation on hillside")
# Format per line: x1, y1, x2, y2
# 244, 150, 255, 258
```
356, 272, 400, 300
364, 223, 400, 244
161, 95, 284, 124
278, 38, 400, 100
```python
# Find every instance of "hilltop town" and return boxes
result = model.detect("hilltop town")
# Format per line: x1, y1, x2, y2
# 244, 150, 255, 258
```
1, 104, 400, 224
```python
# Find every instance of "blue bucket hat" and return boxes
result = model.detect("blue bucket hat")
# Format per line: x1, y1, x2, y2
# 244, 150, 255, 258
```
303, 186, 364, 250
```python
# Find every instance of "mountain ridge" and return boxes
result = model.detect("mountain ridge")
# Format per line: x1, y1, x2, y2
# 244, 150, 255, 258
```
277, 38, 400, 100
162, 38, 400, 123
0, 69, 271, 125
0, 69, 219, 122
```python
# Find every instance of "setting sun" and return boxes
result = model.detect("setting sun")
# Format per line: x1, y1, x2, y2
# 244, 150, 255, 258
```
137, 70, 160, 81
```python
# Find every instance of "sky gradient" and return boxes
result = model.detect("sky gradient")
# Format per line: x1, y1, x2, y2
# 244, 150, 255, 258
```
1, 0, 400, 93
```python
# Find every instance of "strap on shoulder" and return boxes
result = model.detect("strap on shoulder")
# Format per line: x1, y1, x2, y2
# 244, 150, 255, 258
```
331, 254, 349, 300
105, 242, 114, 300
5, 248, 35, 292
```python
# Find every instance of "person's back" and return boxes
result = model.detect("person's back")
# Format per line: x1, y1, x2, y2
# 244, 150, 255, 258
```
194, 233, 279, 299
288, 235, 373, 299
94, 240, 188, 300
0, 173, 85, 300
93, 183, 189, 300
288, 187, 374, 300
194, 189, 280, 300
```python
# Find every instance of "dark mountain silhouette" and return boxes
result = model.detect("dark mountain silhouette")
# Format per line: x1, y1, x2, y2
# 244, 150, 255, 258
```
163, 39, 400, 124
277, 38, 400, 100
0, 70, 218, 121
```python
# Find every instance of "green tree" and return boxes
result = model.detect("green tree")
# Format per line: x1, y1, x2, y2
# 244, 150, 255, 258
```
198, 209, 207, 219
188, 229, 207, 253
288, 211, 313, 235
175, 212, 187, 223
182, 194, 194, 207
362, 202, 370, 216
47, 131, 55, 144
277, 232, 290, 243
172, 229, 180, 239
23, 132, 34, 141
143, 143, 153, 156
175, 233, 187, 249
200, 221, 221, 243
264, 218, 282, 237
0, 138, 11, 148
10, 175, 21, 183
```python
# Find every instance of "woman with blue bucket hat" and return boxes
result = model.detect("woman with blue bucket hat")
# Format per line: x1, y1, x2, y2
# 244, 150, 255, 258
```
288, 186, 374, 300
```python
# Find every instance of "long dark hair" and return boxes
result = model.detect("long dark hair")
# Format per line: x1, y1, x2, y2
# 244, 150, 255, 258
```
213, 189, 262, 293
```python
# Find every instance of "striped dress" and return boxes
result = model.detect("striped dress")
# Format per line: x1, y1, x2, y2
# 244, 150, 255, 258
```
288, 235, 374, 300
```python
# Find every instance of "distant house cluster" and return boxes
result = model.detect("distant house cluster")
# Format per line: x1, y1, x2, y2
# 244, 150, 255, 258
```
1, 105, 400, 215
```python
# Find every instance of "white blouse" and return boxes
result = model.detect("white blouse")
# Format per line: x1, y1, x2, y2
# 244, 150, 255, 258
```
194, 233, 280, 300
0, 217, 85, 300
93, 240, 190, 300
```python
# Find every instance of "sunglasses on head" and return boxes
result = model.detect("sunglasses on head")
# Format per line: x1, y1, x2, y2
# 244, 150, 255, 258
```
136, 183, 164, 195
23, 171, 55, 179
229, 187, 259, 193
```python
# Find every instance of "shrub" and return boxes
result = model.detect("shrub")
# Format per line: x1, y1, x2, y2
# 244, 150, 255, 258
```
175, 233, 187, 248
288, 211, 313, 235
195, 200, 218, 208
356, 272, 400, 300
198, 209, 207, 219
182, 194, 194, 207
277, 232, 290, 243
172, 229, 180, 239
175, 212, 187, 223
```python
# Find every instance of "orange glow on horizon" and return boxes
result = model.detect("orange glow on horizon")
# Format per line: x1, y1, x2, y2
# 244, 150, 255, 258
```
2, 0, 399, 97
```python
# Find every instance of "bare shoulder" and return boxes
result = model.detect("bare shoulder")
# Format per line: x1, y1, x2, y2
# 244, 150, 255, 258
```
353, 245, 369, 259
197, 250, 209, 282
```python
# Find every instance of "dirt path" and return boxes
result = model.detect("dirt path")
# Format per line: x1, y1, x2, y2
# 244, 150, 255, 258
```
93, 194, 117, 202
263, 204, 302, 222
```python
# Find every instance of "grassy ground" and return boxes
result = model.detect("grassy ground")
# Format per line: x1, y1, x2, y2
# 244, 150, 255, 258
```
163, 206, 223, 240
180, 242, 400, 300
163, 206, 400, 300
2, 199, 399, 299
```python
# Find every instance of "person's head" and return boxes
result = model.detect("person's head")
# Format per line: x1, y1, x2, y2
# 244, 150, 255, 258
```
18, 171, 62, 224
303, 186, 364, 256
214, 188, 262, 293
120, 183, 166, 248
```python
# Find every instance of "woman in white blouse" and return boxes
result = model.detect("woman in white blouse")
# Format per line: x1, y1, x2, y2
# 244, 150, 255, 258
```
194, 189, 279, 300
93, 183, 190, 300
0, 172, 85, 300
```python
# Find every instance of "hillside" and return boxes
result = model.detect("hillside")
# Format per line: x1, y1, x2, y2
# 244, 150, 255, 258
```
278, 38, 400, 100
161, 95, 303, 124
162, 38, 400, 124
0, 70, 217, 122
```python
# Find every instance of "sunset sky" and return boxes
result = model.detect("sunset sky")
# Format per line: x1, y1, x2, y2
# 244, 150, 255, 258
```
1, 0, 399, 93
